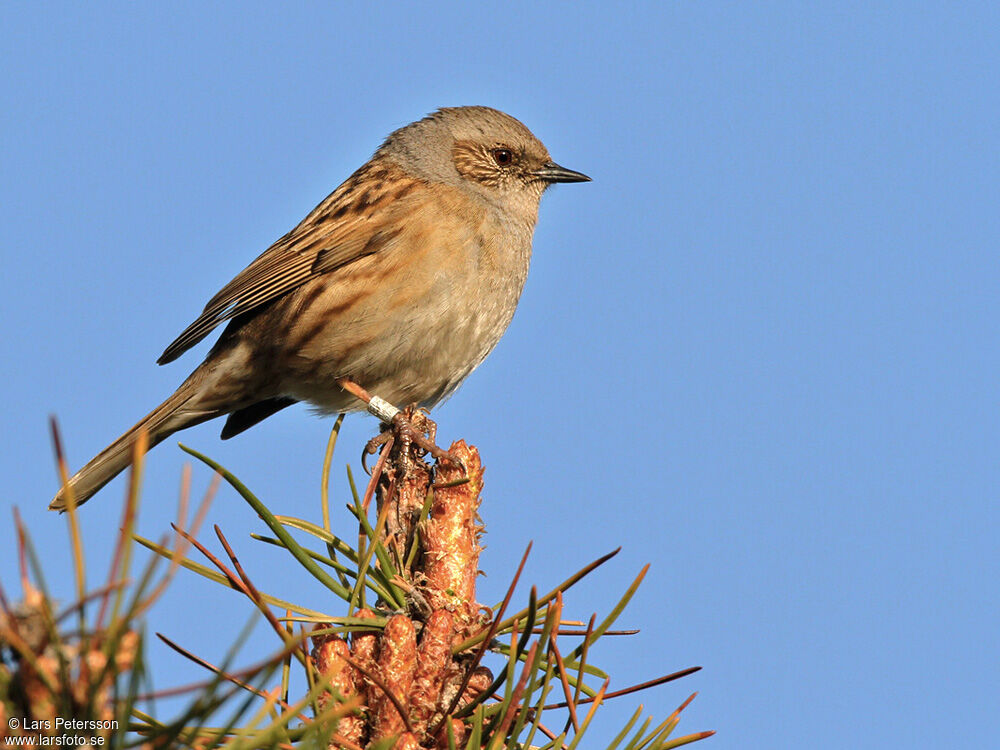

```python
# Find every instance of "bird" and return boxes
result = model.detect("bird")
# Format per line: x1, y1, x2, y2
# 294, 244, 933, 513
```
50, 106, 590, 511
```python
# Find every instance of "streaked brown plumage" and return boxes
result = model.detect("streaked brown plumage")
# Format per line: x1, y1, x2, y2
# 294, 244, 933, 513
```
50, 106, 589, 510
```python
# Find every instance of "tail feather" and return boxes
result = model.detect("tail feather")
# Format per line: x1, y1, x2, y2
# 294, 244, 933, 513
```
50, 377, 219, 511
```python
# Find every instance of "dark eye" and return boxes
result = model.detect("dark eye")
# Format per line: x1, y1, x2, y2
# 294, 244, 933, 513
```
491, 148, 514, 166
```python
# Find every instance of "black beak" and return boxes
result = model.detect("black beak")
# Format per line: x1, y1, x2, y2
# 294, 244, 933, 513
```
532, 161, 591, 183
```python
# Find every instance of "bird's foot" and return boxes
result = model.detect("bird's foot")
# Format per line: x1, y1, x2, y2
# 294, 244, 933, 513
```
335, 377, 462, 474
363, 405, 462, 474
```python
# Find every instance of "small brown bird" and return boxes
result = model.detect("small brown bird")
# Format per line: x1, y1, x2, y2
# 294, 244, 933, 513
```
50, 106, 589, 510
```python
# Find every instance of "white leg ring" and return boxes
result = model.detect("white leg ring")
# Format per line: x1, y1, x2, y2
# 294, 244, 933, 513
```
367, 396, 401, 423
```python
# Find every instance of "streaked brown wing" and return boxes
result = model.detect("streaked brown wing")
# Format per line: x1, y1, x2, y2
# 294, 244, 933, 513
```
157, 168, 419, 365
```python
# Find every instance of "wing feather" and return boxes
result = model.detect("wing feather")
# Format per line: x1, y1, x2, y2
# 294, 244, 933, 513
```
157, 167, 421, 364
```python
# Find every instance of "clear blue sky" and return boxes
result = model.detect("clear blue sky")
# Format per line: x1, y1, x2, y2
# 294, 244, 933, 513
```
3, 3, 997, 747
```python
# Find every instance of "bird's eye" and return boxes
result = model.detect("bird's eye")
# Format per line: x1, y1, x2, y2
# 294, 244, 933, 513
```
491, 148, 514, 166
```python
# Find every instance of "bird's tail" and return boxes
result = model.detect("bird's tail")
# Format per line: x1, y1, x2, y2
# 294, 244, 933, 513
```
49, 374, 220, 511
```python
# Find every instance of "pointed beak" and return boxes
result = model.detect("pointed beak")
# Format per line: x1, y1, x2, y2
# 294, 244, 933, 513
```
532, 161, 591, 183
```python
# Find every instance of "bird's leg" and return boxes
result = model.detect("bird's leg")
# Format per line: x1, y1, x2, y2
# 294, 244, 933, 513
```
337, 377, 460, 471
389, 406, 442, 469
387, 404, 422, 477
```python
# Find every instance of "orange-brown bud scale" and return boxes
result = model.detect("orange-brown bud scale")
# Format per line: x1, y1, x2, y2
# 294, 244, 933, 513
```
421, 441, 484, 609
18, 654, 58, 727
310, 627, 365, 745
410, 609, 456, 730
394, 731, 420, 750
462, 666, 494, 708
350, 608, 379, 716
372, 614, 417, 742
435, 718, 468, 749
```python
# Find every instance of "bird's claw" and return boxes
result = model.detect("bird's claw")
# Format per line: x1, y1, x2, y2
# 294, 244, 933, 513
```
362, 430, 393, 474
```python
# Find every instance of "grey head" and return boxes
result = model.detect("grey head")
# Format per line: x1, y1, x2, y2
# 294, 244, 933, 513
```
377, 106, 590, 214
